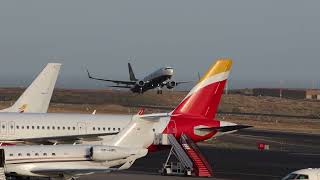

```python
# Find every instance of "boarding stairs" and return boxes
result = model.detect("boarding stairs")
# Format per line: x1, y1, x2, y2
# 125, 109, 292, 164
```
159, 134, 213, 177
0, 168, 5, 180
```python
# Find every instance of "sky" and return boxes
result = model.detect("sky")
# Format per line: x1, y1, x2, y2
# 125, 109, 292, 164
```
0, 0, 320, 89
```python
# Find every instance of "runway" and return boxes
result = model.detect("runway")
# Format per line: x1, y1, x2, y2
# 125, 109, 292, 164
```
80, 129, 320, 180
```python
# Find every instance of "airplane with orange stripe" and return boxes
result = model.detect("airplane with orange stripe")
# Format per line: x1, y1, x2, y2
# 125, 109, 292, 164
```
0, 59, 250, 146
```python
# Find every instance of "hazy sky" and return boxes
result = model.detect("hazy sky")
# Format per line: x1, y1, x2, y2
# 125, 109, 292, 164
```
0, 0, 320, 89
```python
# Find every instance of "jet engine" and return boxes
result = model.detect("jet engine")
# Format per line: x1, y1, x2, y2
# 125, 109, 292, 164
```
166, 81, 177, 89
90, 146, 132, 161
137, 80, 145, 87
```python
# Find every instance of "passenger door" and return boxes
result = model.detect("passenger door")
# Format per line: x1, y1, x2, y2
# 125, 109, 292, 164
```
166, 120, 177, 136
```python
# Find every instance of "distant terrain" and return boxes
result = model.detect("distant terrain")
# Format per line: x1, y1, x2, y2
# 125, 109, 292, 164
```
1, 88, 320, 134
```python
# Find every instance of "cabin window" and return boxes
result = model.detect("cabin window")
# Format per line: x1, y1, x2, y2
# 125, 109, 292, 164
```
57, 127, 60, 130
98, 127, 101, 131
35, 153, 39, 156
113, 128, 116, 131
18, 153, 22, 156
73, 127, 76, 130
16, 126, 19, 129
21, 126, 24, 129
93, 127, 96, 131
52, 126, 55, 130
68, 127, 71, 130
52, 153, 56, 156
9, 154, 13, 157
27, 153, 30, 156
43, 153, 47, 156
32, 126, 35, 129
103, 128, 106, 131
118, 128, 121, 131
47, 126, 50, 130
2, 125, 5, 129
153, 128, 155, 132
10, 125, 14, 129
108, 128, 111, 131
42, 126, 45, 130
63, 127, 66, 130
26, 126, 29, 129
37, 126, 40, 129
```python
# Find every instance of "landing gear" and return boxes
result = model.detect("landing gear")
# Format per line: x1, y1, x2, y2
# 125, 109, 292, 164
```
157, 85, 163, 95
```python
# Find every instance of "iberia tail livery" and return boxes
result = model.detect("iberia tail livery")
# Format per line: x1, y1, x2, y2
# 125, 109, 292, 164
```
162, 59, 249, 143
173, 59, 232, 119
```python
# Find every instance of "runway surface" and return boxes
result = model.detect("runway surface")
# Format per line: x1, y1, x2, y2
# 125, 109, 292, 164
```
81, 129, 320, 180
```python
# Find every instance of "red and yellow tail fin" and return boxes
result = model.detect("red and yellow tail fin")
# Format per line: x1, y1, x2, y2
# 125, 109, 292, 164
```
172, 59, 233, 119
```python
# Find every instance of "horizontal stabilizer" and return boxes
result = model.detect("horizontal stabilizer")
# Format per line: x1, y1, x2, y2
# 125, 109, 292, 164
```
197, 125, 252, 133
139, 113, 178, 120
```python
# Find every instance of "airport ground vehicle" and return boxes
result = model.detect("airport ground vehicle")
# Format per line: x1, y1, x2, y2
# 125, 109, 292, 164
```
282, 169, 320, 180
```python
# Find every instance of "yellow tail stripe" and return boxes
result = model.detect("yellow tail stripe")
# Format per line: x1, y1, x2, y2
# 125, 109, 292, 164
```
199, 59, 233, 83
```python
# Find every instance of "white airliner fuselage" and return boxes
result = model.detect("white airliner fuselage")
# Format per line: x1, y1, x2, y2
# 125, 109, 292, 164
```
0, 113, 169, 144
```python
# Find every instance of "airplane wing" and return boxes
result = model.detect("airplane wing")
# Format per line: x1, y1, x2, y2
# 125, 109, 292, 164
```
31, 168, 112, 178
86, 69, 136, 85
16, 132, 118, 145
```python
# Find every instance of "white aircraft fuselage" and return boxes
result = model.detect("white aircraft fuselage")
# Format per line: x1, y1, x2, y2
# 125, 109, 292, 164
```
0, 113, 168, 144
3, 145, 146, 178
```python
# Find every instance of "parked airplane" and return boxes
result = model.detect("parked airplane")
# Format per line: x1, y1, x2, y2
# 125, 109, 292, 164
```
1, 114, 159, 179
0, 63, 61, 113
0, 59, 249, 146
86, 62, 189, 94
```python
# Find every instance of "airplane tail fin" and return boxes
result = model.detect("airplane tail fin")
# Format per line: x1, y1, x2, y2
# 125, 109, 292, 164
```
128, 63, 138, 81
0, 63, 61, 113
172, 59, 232, 119
107, 115, 158, 149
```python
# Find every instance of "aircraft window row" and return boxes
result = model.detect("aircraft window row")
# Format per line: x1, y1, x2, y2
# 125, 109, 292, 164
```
92, 127, 122, 132
1, 125, 77, 131
2, 125, 123, 132
10, 152, 57, 157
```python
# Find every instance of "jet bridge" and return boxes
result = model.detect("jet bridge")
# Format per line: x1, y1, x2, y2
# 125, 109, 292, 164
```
156, 134, 213, 177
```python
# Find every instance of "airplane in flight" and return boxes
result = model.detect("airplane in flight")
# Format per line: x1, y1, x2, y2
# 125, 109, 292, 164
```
0, 63, 61, 113
0, 59, 250, 147
1, 114, 159, 179
86, 62, 189, 94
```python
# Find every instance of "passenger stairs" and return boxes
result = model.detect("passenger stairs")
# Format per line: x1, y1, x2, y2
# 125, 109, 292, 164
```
159, 134, 213, 177
0, 168, 5, 180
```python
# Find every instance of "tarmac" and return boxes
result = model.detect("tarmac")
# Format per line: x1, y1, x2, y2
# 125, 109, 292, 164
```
80, 129, 320, 180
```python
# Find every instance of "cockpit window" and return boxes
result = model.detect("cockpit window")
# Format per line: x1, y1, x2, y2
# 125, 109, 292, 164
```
297, 174, 309, 179
165, 67, 173, 70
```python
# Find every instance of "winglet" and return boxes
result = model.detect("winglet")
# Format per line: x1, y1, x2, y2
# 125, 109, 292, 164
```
86, 69, 93, 79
